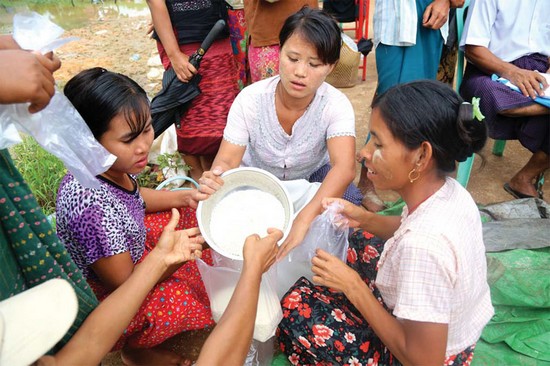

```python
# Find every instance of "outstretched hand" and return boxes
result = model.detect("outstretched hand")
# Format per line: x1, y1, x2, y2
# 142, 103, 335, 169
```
155, 208, 204, 267
276, 218, 310, 260
243, 228, 283, 274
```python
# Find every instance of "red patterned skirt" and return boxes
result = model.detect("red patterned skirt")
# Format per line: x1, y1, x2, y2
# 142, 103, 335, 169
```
157, 38, 240, 156
89, 207, 214, 350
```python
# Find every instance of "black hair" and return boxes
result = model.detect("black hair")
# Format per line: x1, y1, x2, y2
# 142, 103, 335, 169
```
64, 67, 150, 141
279, 6, 341, 65
371, 79, 488, 173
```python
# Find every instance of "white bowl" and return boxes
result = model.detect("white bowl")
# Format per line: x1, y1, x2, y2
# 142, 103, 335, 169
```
197, 167, 294, 260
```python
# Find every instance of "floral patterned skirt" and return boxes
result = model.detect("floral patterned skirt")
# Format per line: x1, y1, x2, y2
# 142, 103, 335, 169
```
277, 230, 476, 365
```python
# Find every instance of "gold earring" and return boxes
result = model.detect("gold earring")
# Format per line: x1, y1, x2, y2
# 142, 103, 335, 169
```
408, 168, 420, 183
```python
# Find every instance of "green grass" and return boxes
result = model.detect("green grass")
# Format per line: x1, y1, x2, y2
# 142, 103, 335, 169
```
10, 136, 66, 217
10, 136, 192, 216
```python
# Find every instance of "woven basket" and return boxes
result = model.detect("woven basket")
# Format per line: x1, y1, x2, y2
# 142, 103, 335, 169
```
325, 41, 361, 88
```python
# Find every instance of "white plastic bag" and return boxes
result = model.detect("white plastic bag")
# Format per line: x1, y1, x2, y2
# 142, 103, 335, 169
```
196, 259, 282, 342
0, 12, 115, 189
276, 201, 350, 298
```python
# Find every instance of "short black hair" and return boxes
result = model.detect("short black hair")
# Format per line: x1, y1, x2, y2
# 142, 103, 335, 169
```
279, 6, 341, 65
372, 80, 488, 173
64, 67, 150, 141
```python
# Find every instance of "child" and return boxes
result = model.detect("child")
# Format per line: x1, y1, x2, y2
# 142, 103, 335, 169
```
278, 80, 494, 365
56, 68, 214, 365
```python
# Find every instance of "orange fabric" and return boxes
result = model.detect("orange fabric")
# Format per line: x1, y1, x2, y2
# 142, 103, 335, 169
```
244, 0, 319, 47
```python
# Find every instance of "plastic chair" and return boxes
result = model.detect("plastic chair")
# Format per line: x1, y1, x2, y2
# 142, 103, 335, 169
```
356, 0, 370, 81
454, 0, 474, 188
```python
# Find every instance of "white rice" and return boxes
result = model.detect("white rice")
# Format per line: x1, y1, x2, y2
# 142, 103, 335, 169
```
210, 285, 280, 342
210, 189, 285, 258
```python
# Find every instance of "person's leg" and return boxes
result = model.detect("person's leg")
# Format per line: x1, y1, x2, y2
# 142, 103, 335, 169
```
182, 154, 203, 182
374, 44, 405, 95
199, 154, 216, 177
501, 103, 550, 117
507, 150, 549, 198
356, 139, 387, 212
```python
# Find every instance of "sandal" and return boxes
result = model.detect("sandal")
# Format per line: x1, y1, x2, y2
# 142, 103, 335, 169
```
503, 183, 540, 199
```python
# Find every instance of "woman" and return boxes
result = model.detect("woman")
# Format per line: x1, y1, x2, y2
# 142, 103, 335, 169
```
146, 0, 240, 182
57, 68, 213, 366
278, 80, 494, 365
200, 7, 361, 259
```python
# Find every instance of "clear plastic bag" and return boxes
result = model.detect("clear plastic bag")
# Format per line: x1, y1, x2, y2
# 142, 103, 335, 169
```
276, 201, 350, 298
0, 12, 115, 189
196, 258, 282, 342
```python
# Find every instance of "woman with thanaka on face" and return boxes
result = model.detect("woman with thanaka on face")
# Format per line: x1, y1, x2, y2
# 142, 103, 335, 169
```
199, 7, 361, 259
278, 80, 494, 365
56, 68, 214, 366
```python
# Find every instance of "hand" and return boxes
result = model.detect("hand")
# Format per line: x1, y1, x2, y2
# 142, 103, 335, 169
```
0, 35, 21, 50
311, 249, 362, 294
155, 209, 205, 267
243, 228, 283, 274
276, 218, 311, 260
422, 0, 450, 30
0, 50, 61, 113
146, 20, 154, 37
169, 50, 197, 83
321, 197, 369, 229
183, 189, 211, 208
502, 67, 548, 99
198, 166, 225, 196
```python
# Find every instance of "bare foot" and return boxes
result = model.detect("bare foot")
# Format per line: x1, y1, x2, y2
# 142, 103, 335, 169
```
121, 345, 191, 366
507, 178, 539, 198
357, 167, 386, 212
361, 190, 387, 212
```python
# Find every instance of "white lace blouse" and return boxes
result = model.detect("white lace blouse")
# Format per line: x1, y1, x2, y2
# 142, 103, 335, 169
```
223, 76, 356, 180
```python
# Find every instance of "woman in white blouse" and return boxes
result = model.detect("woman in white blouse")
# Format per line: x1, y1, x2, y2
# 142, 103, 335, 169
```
199, 7, 360, 258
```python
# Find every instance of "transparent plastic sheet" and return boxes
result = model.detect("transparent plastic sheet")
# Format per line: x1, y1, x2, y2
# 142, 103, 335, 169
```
276, 202, 349, 299
0, 12, 115, 189
195, 258, 283, 343
244, 337, 275, 366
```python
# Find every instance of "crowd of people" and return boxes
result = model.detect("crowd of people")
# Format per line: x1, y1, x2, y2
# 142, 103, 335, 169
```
1, 0, 548, 365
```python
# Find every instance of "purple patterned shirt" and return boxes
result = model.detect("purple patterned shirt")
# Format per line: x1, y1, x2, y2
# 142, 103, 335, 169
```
56, 173, 146, 281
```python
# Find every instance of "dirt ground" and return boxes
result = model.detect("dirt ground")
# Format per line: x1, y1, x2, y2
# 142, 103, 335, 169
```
52, 12, 547, 365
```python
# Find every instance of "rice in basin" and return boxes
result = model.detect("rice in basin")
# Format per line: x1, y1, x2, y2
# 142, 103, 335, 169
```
210, 189, 285, 257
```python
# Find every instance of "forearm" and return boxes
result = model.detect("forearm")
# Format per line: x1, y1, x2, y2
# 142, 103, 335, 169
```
140, 187, 193, 212
54, 251, 168, 365
146, 0, 182, 58
358, 211, 401, 241
345, 280, 445, 366
449, 0, 464, 8
211, 140, 245, 172
465, 45, 516, 77
299, 163, 356, 222
196, 266, 262, 365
